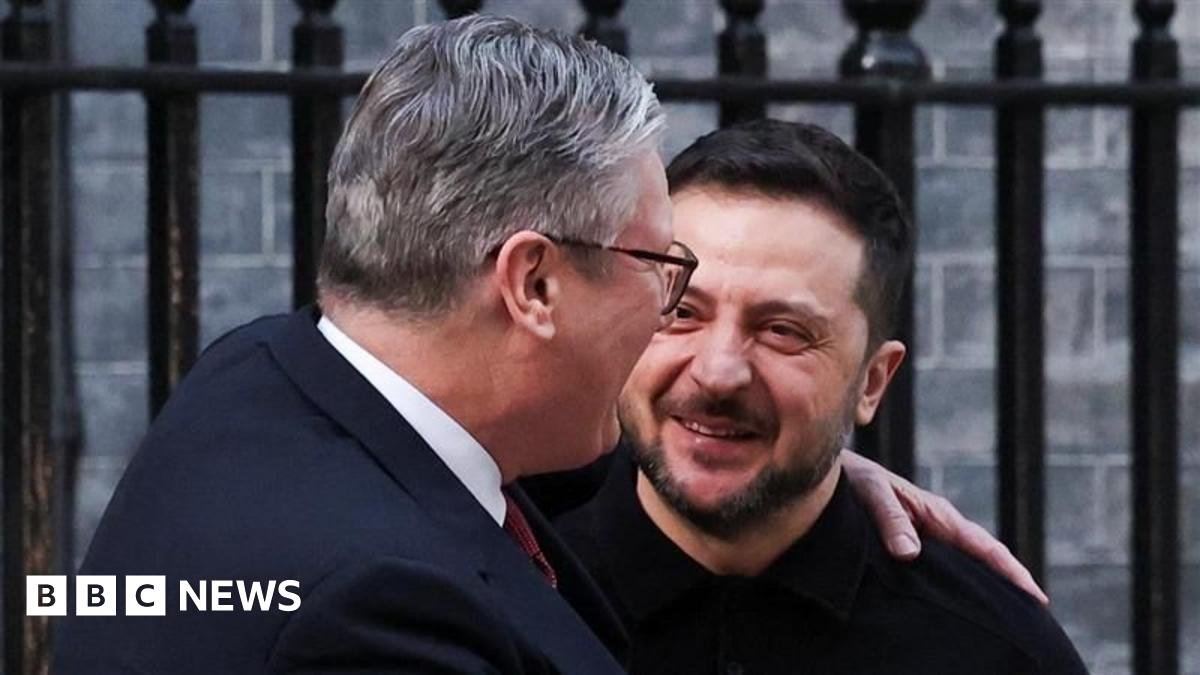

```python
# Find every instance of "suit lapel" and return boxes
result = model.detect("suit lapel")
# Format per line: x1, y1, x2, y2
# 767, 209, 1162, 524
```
266, 308, 623, 672
478, 490, 625, 673
509, 486, 630, 663
267, 307, 495, 567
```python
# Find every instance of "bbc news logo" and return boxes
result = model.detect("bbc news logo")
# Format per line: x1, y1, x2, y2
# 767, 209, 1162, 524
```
27, 576, 301, 616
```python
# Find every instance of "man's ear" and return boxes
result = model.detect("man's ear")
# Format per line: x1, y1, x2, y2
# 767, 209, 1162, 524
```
494, 231, 561, 341
855, 339, 906, 425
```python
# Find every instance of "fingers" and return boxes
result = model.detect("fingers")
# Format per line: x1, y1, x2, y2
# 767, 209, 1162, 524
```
843, 452, 922, 559
991, 545, 1049, 606
964, 523, 1048, 606
874, 481, 921, 559
914, 490, 1051, 607
841, 449, 1050, 605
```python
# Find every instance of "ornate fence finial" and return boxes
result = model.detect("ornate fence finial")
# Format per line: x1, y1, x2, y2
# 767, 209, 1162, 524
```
3, 0, 48, 17
293, 0, 340, 35
1135, 0, 1175, 31
839, 0, 929, 79
2, 0, 50, 60
438, 0, 483, 20
997, 0, 1042, 69
720, 0, 764, 23
998, 0, 1040, 31
1134, 0, 1177, 79
579, 0, 627, 56
150, 0, 193, 22
296, 0, 337, 17
718, 0, 766, 127
147, 0, 196, 62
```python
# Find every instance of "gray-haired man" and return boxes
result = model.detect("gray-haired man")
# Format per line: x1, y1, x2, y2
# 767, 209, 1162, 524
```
56, 16, 1038, 674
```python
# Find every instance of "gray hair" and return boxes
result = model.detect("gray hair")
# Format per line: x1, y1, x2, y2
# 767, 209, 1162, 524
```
318, 15, 665, 315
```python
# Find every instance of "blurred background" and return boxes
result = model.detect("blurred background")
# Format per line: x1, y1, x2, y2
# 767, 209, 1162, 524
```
4, 1, 1197, 673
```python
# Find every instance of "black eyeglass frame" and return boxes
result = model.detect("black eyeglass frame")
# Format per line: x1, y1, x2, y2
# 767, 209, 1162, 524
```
545, 235, 698, 315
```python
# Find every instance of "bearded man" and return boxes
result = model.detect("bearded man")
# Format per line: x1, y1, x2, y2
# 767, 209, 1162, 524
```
554, 119, 1087, 674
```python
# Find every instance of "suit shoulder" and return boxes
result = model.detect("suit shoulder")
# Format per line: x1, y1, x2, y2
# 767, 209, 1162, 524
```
269, 555, 526, 673
202, 312, 291, 357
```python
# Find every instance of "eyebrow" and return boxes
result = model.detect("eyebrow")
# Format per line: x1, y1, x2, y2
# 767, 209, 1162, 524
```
681, 287, 834, 331
749, 299, 834, 332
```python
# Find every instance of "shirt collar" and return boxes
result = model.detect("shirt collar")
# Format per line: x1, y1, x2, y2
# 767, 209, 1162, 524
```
593, 448, 711, 623
757, 468, 868, 622
317, 315, 506, 526
594, 445, 867, 625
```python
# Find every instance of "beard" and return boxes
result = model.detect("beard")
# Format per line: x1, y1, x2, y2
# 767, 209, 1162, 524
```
623, 385, 858, 540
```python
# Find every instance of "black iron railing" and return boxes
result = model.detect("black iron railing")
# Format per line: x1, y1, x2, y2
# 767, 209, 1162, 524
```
0, 0, 1185, 673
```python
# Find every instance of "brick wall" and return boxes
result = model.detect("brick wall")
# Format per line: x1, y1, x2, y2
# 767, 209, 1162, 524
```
65, 1, 1200, 673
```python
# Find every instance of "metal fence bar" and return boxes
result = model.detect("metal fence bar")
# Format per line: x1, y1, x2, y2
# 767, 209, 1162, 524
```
7, 64, 1200, 106
653, 78, 1200, 105
579, 0, 627, 56
1130, 2, 1181, 673
839, 0, 929, 480
438, 0, 483, 20
2, 2, 60, 671
146, 0, 200, 416
995, 0, 1046, 584
718, 0, 766, 127
290, 0, 343, 308
48, 0, 83, 621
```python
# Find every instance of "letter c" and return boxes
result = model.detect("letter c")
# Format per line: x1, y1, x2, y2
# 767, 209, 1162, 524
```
136, 584, 154, 608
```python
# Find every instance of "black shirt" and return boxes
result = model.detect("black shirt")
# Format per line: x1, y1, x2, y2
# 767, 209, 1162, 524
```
554, 450, 1088, 675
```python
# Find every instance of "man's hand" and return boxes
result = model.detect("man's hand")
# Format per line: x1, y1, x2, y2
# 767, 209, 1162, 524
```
841, 449, 1050, 606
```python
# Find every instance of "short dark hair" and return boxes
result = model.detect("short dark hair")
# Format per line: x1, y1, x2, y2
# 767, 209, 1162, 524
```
666, 119, 913, 348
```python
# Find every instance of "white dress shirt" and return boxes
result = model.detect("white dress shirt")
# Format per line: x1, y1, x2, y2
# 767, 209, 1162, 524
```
317, 316, 506, 525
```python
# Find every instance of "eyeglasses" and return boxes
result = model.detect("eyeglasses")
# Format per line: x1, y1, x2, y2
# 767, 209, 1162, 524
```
547, 236, 698, 315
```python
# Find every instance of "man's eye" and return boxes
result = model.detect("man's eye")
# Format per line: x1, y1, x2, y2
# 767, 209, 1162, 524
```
762, 324, 811, 350
656, 305, 698, 333
673, 306, 696, 321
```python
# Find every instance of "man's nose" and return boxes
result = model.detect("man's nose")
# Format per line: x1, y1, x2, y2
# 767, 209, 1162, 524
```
687, 327, 753, 397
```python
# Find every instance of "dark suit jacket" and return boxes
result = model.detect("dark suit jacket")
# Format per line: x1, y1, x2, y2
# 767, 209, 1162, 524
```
53, 308, 627, 674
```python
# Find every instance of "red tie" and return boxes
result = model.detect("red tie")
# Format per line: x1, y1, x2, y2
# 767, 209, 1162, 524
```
503, 491, 558, 589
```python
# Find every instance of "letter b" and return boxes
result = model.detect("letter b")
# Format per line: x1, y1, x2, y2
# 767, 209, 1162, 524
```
76, 576, 116, 616
26, 576, 66, 616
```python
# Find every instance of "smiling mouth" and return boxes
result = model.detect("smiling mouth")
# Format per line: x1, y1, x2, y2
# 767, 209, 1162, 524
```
674, 416, 759, 441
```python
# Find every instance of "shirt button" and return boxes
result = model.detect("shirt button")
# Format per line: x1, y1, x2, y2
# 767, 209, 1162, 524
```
725, 662, 745, 675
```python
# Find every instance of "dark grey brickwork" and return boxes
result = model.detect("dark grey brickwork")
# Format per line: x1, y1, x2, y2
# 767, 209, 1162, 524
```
62, 1, 1199, 673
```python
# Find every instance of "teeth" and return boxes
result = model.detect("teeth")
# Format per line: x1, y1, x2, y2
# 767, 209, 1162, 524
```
680, 419, 750, 439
